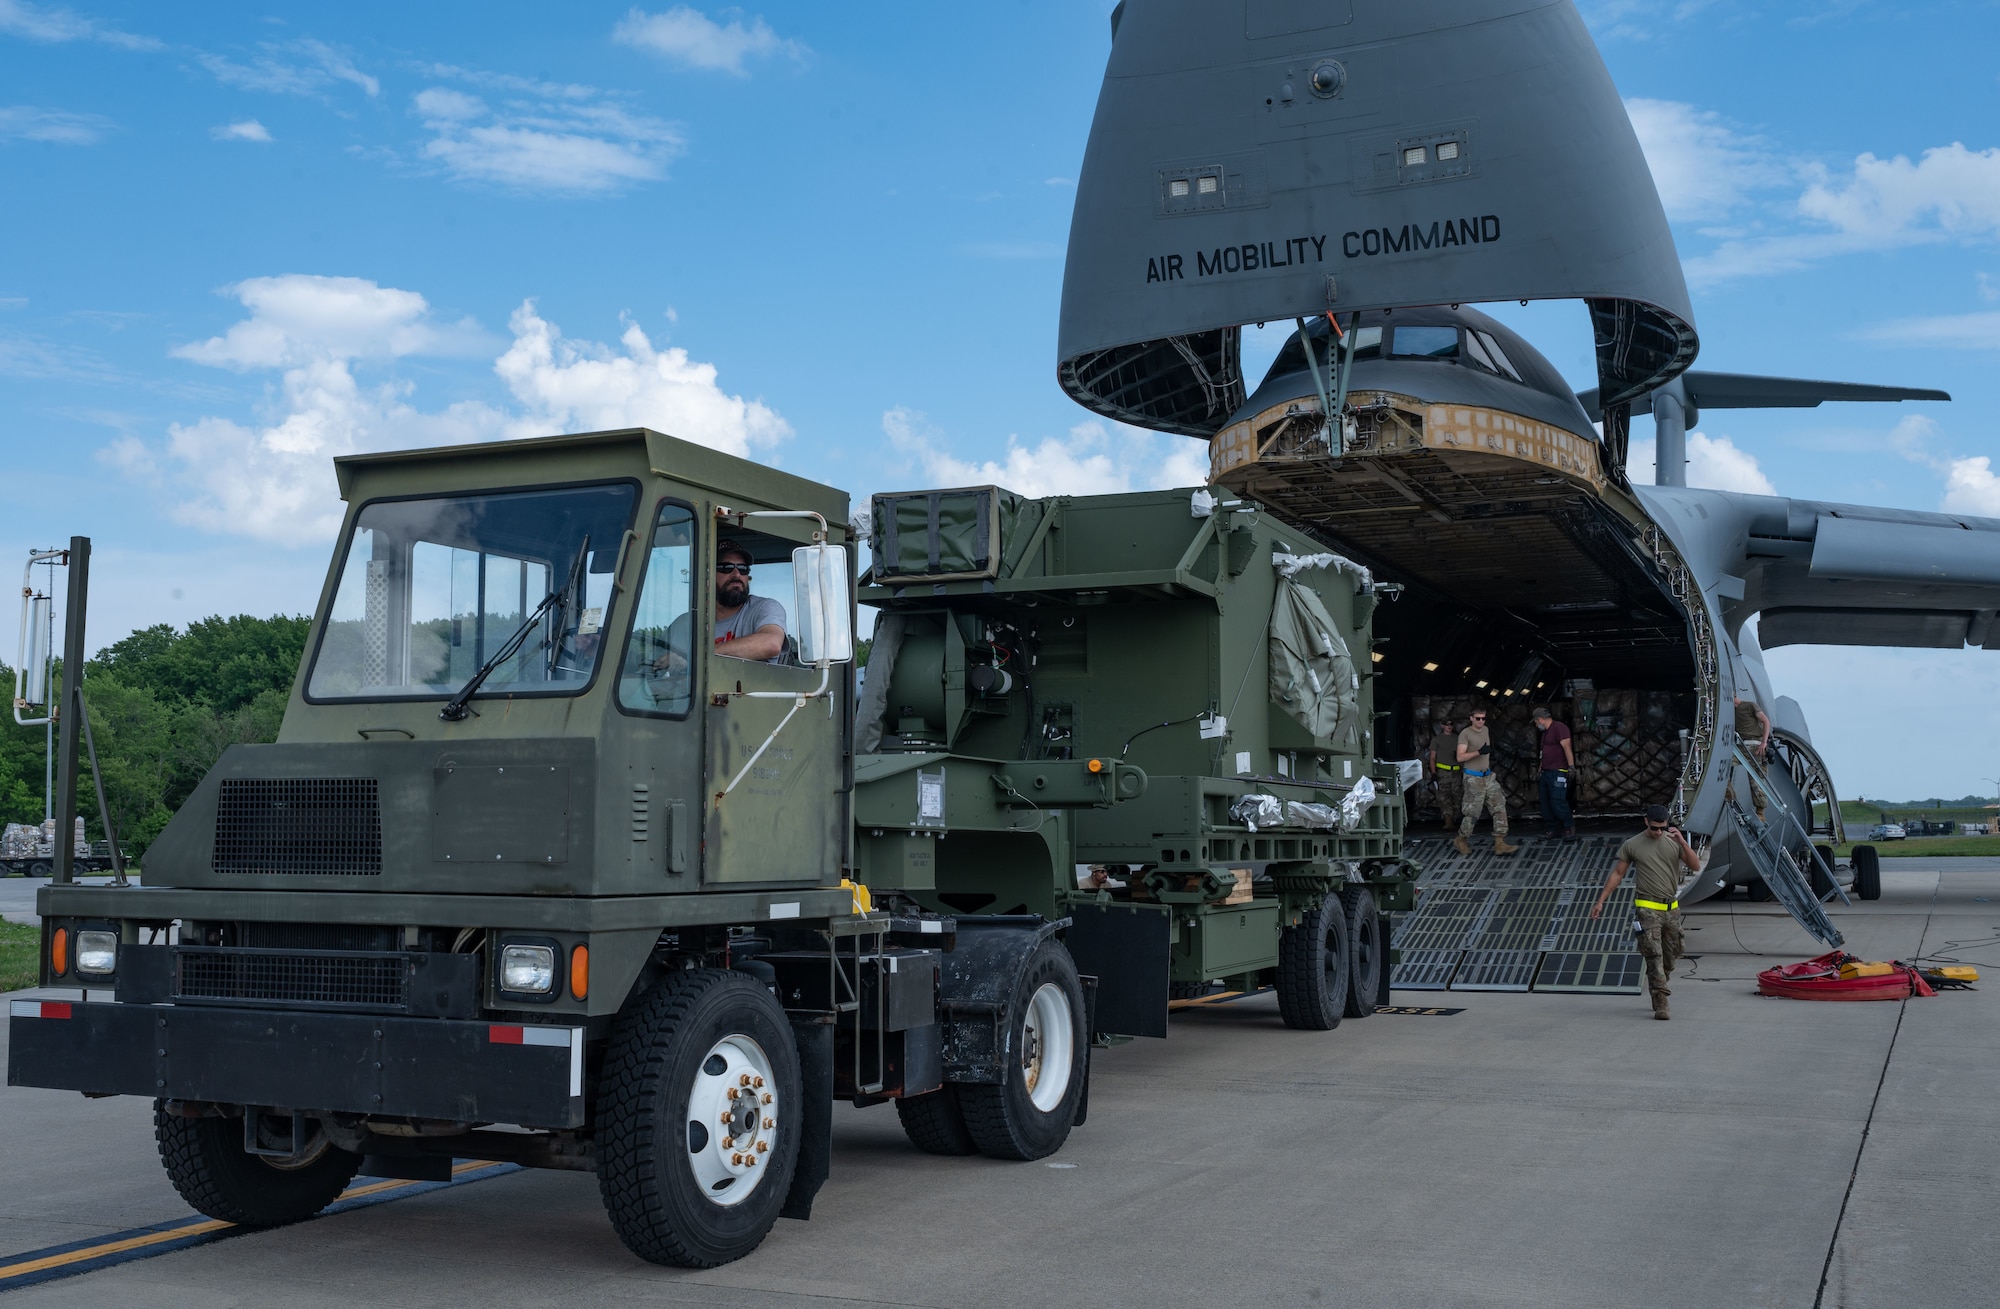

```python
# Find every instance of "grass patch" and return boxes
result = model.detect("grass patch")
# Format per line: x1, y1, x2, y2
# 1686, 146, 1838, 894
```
1834, 836, 2000, 858
0, 919, 39, 993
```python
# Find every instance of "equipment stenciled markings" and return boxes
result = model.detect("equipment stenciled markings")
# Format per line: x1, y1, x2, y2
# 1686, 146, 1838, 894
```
0, 1160, 520, 1292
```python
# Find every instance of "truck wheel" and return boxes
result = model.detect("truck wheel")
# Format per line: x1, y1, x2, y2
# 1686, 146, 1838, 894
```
1852, 845, 1882, 901
29, 860, 51, 879
1340, 886, 1382, 1019
597, 968, 802, 1268
957, 939, 1086, 1161
895, 1085, 978, 1156
1277, 893, 1351, 1031
153, 1104, 360, 1227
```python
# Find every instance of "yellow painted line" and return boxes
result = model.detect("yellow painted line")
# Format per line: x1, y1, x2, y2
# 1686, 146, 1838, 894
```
0, 1220, 235, 1280
1167, 990, 1246, 1011
0, 1160, 499, 1282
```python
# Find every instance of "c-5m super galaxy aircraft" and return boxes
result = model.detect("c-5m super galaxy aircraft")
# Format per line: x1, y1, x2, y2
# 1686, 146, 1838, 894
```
1053, 0, 1995, 942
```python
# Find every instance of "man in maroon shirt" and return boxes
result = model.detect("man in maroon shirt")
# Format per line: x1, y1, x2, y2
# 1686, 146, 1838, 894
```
1533, 706, 1575, 841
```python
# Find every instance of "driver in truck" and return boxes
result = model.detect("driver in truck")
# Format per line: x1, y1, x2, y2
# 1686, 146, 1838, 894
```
656, 538, 788, 669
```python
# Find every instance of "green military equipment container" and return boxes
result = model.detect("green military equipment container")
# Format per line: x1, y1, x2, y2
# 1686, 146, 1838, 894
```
853, 484, 1413, 1039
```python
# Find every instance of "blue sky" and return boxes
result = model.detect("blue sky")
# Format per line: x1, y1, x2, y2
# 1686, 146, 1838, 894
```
2, 0, 1997, 800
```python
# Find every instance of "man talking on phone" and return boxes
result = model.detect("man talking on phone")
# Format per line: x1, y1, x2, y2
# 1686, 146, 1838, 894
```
1588, 803, 1702, 1021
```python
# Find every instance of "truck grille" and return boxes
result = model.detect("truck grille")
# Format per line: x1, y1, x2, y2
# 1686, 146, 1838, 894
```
174, 946, 409, 1012
214, 778, 382, 876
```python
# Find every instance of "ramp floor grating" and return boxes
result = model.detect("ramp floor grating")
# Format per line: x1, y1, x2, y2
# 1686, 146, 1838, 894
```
1533, 951, 1647, 993
1452, 949, 1543, 991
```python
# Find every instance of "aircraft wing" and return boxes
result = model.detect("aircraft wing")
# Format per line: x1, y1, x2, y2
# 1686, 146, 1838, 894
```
1637, 487, 2000, 650
1577, 371, 1951, 423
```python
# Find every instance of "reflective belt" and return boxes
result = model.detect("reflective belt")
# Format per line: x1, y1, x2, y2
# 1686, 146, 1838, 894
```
1436, 764, 1461, 772
1634, 898, 1679, 911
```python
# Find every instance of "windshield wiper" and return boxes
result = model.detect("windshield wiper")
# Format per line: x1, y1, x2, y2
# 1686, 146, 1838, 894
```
439, 535, 588, 722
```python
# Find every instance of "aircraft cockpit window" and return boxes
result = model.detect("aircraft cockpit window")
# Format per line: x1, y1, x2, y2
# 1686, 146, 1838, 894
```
1347, 326, 1383, 361
1470, 330, 1524, 382
1390, 325, 1458, 359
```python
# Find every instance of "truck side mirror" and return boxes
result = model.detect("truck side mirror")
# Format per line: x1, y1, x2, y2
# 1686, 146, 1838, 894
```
18, 594, 50, 707
792, 543, 854, 665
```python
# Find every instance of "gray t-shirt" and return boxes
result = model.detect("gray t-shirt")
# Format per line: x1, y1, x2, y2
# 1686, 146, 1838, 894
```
669, 594, 788, 663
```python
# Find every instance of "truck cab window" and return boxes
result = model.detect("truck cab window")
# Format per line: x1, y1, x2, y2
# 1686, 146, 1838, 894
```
618, 502, 699, 716
307, 483, 636, 701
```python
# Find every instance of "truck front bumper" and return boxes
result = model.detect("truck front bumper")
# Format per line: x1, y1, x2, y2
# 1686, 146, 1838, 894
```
8, 1000, 585, 1129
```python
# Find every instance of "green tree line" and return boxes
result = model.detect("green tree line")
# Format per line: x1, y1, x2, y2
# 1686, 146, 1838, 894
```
0, 615, 309, 857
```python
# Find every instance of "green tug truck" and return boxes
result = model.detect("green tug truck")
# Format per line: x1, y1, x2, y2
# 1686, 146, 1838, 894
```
9, 428, 1411, 1267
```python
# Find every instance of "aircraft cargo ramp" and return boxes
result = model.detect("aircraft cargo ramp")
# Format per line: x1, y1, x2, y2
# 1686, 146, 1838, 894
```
1392, 836, 1645, 994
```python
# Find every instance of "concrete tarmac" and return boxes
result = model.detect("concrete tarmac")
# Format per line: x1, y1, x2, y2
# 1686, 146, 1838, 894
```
4, 861, 1997, 1308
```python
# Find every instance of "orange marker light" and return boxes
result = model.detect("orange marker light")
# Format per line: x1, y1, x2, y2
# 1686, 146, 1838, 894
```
1087, 758, 1105, 774
50, 926, 69, 977
570, 944, 589, 1000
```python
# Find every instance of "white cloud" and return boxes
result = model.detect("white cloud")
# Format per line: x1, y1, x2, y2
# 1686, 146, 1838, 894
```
0, 105, 112, 144
1625, 98, 1782, 222
1628, 429, 1777, 495
412, 84, 683, 194
1857, 310, 2000, 351
613, 6, 804, 75
132, 283, 789, 545
210, 119, 273, 143
1881, 413, 2000, 519
171, 275, 490, 371
495, 301, 789, 452
0, 0, 158, 50
881, 407, 1211, 500
1688, 142, 2000, 284
199, 39, 378, 98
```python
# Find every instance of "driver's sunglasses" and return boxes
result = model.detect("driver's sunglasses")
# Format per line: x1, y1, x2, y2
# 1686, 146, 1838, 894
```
1470, 714, 1486, 721
1646, 822, 1668, 832
715, 563, 751, 575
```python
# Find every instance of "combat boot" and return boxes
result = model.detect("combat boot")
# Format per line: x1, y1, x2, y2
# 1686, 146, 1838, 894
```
1492, 835, 1519, 856
1453, 834, 1471, 856
1650, 989, 1671, 1021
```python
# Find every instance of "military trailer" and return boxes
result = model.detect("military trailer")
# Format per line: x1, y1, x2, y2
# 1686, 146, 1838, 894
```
851, 484, 1409, 1100
9, 429, 1410, 1267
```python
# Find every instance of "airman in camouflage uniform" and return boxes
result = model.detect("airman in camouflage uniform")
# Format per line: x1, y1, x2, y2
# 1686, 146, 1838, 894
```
1589, 803, 1703, 1019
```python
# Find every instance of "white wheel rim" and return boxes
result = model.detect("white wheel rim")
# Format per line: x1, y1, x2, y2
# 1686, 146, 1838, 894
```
1020, 982, 1075, 1114
685, 1035, 778, 1207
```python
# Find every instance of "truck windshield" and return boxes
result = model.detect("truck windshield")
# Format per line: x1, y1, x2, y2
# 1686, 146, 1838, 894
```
307, 482, 638, 702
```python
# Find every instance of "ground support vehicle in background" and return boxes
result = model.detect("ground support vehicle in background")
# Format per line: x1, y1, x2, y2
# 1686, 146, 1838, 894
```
0, 820, 122, 877
9, 432, 1411, 1267
851, 485, 1412, 1110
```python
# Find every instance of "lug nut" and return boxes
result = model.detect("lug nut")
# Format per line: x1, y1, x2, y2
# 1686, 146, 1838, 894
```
739, 1073, 752, 1087
722, 1135, 734, 1149
756, 1141, 768, 1153
762, 1117, 774, 1129
761, 1092, 772, 1104
744, 1155, 757, 1168
731, 1152, 743, 1165
719, 1113, 732, 1124
752, 1076, 765, 1088
726, 1087, 739, 1100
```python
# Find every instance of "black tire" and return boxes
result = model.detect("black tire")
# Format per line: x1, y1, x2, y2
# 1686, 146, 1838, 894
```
29, 860, 51, 879
1852, 845, 1882, 901
1747, 877, 1773, 902
154, 1104, 360, 1227
1341, 886, 1382, 1019
1168, 979, 1212, 1001
1277, 893, 1352, 1031
597, 969, 803, 1268
895, 1085, 978, 1156
957, 939, 1087, 1161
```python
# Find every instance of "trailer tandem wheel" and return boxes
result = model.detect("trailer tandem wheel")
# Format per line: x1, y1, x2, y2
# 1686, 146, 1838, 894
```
895, 1084, 978, 1155
957, 939, 1087, 1161
1340, 886, 1382, 1019
153, 1103, 360, 1227
1277, 893, 1351, 1031
597, 968, 803, 1267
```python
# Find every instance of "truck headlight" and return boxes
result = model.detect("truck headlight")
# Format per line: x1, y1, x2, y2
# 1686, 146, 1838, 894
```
500, 943, 556, 995
76, 930, 117, 976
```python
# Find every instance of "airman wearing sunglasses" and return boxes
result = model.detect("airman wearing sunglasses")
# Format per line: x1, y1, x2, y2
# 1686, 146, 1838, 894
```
1453, 708, 1518, 857
1589, 803, 1702, 1020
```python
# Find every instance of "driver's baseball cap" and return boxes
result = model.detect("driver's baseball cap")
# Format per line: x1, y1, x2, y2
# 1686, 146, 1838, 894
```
716, 538, 754, 566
